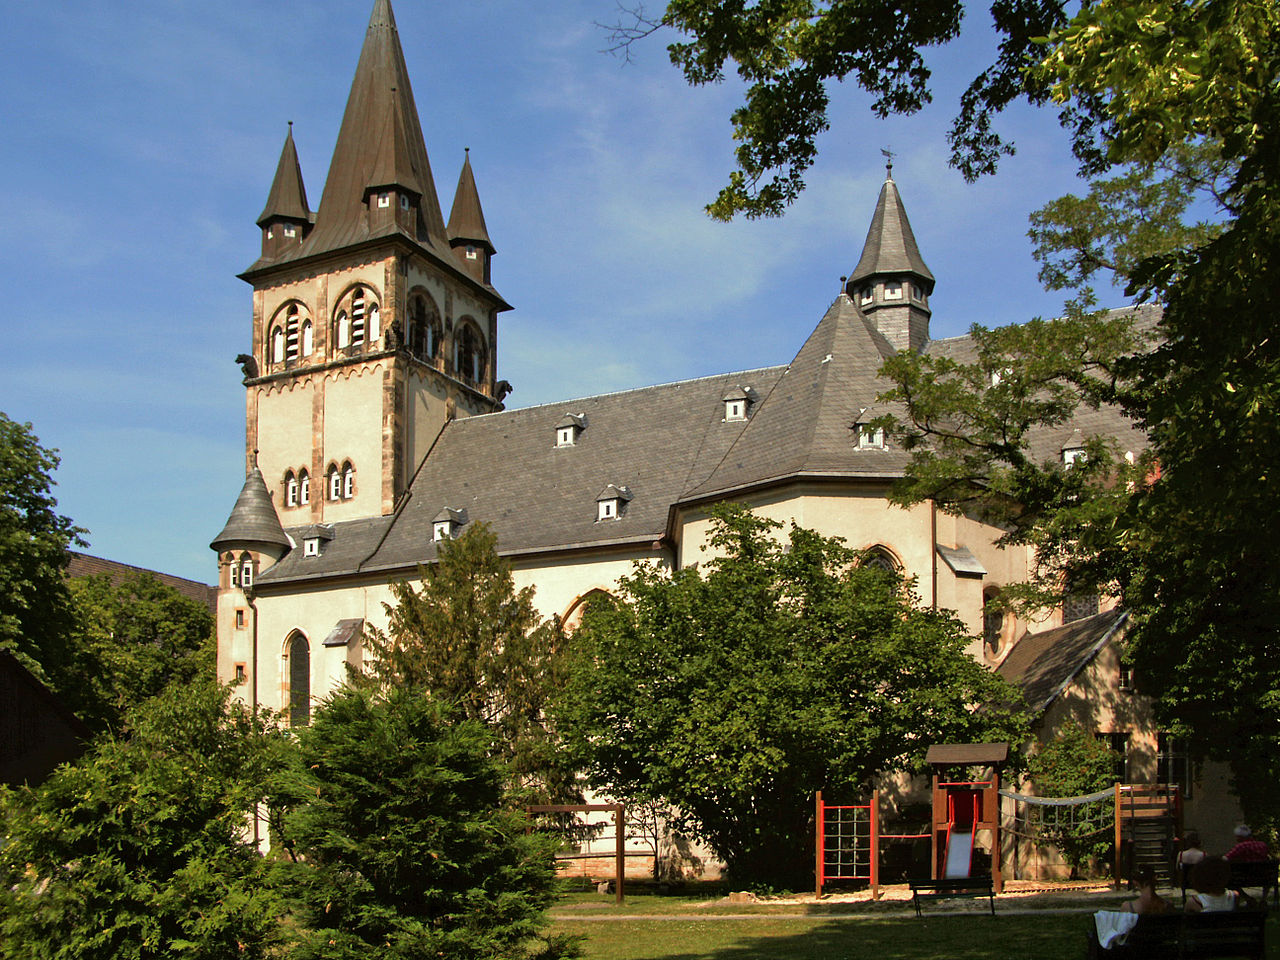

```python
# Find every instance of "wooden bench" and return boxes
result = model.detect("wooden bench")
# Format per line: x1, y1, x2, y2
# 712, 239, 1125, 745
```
1087, 908, 1267, 959
1181, 860, 1279, 908
907, 877, 995, 917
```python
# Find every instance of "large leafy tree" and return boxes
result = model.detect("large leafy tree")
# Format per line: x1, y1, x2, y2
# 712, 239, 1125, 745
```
0, 412, 83, 685
272, 687, 576, 960
64, 572, 215, 735
554, 505, 1027, 888
0, 679, 284, 960
358, 522, 573, 803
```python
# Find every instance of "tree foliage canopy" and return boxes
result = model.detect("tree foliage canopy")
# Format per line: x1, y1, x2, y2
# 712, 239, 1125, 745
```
272, 687, 575, 960
0, 412, 84, 685
1026, 719, 1119, 879
554, 505, 1027, 887
0, 680, 283, 960
358, 522, 573, 803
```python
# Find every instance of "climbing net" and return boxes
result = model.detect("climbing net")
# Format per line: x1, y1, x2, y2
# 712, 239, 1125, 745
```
998, 788, 1115, 842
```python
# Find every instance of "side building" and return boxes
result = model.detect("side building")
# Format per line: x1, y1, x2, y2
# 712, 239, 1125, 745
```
212, 0, 1241, 874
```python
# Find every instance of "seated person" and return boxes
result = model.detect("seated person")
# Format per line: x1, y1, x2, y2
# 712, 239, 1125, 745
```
1223, 824, 1269, 862
1186, 857, 1238, 912
1178, 830, 1206, 869
1122, 866, 1171, 915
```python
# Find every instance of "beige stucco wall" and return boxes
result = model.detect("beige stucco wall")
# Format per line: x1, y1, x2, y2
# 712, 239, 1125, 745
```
321, 364, 388, 522
255, 378, 315, 510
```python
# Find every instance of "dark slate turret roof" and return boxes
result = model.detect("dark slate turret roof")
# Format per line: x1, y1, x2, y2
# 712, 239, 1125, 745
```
848, 170, 935, 288
210, 468, 291, 552
256, 125, 310, 227
683, 293, 908, 500
364, 79, 424, 198
447, 150, 494, 253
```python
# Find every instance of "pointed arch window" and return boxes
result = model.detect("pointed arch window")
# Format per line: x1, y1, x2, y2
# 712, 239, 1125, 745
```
298, 468, 310, 505
270, 326, 285, 364
284, 470, 298, 507
328, 464, 342, 501
367, 303, 380, 344
860, 546, 900, 574
286, 632, 311, 727
455, 320, 485, 384
301, 319, 313, 357
342, 461, 355, 500
408, 291, 441, 362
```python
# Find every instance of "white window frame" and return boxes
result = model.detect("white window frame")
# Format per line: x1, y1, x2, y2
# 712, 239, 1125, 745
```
883, 282, 903, 300
342, 464, 355, 500
857, 424, 885, 449
1063, 447, 1087, 467
556, 426, 576, 447
329, 469, 342, 501
271, 326, 285, 364
299, 469, 310, 505
241, 560, 253, 588
378, 192, 391, 208
725, 399, 747, 421
303, 538, 320, 557
433, 521, 453, 542
598, 500, 617, 521
285, 473, 298, 507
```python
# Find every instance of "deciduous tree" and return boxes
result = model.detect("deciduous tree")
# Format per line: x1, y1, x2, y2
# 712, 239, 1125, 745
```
0, 679, 283, 960
554, 505, 1027, 888
1026, 720, 1119, 879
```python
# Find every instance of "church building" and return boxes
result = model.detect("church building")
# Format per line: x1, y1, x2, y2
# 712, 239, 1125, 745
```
211, 0, 1240, 869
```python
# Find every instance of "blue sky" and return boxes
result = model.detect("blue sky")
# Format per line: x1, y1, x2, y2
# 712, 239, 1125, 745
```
0, 0, 1123, 583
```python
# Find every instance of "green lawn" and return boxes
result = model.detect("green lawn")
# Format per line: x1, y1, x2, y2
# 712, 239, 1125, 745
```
551, 909, 1280, 960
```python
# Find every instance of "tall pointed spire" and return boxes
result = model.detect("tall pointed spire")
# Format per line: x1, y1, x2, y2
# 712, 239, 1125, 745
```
300, 0, 447, 257
257, 123, 310, 227
848, 163, 934, 288
447, 149, 493, 252
447, 149, 494, 284
845, 163, 934, 353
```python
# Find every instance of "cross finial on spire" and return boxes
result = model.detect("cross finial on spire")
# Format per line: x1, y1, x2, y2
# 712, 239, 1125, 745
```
881, 148, 895, 178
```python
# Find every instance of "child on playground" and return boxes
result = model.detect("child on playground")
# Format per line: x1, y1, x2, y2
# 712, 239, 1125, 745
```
1122, 867, 1171, 915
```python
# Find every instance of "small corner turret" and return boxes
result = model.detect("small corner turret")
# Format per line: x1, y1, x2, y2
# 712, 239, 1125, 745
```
846, 160, 934, 353
447, 148, 495, 285
256, 123, 311, 261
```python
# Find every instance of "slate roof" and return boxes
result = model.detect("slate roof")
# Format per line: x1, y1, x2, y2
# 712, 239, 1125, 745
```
848, 171, 935, 288
255, 291, 1158, 586
210, 467, 292, 553
997, 609, 1129, 713
256, 125, 310, 227
67, 552, 217, 614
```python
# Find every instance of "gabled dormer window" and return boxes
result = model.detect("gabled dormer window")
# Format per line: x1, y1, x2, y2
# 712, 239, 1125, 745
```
722, 386, 757, 422
555, 413, 586, 447
1063, 446, 1087, 467
856, 423, 885, 449
301, 524, 334, 558
433, 507, 468, 542
595, 484, 632, 522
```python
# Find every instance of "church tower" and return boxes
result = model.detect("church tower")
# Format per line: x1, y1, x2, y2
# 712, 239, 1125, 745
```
230, 0, 509, 548
845, 162, 934, 353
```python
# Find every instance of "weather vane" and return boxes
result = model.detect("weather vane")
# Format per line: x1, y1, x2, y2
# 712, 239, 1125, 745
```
881, 147, 895, 176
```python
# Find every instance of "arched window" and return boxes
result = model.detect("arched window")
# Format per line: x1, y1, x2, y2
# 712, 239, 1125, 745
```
860, 545, 900, 574
301, 319, 313, 357
285, 304, 300, 362
271, 326, 285, 364
228, 552, 240, 588
298, 468, 310, 505
367, 303, 380, 344
239, 553, 254, 589
284, 470, 298, 507
455, 321, 485, 384
983, 591, 1004, 654
328, 464, 342, 501
336, 311, 350, 349
408, 291, 441, 362
333, 285, 380, 352
342, 461, 355, 499
286, 632, 311, 727
563, 589, 616, 634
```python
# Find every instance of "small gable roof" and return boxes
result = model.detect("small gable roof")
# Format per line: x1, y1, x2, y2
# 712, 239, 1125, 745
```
998, 609, 1129, 713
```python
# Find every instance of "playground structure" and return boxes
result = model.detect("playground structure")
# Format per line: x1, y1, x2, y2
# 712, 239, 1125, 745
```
928, 743, 1006, 892
816, 743, 1184, 893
